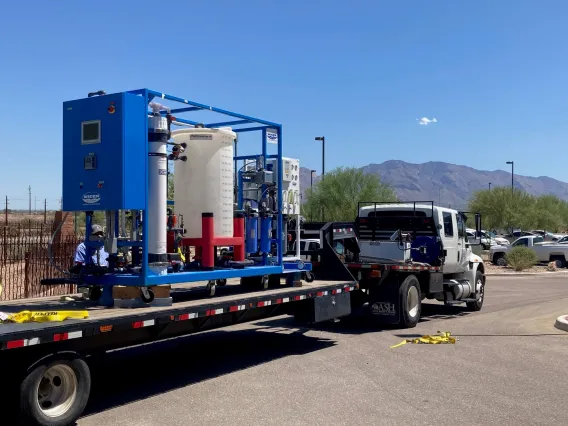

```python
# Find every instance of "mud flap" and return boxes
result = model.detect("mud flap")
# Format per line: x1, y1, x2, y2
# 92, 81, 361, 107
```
294, 292, 352, 323
369, 277, 401, 325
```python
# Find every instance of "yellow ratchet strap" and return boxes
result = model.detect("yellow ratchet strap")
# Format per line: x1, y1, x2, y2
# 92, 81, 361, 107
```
6, 310, 89, 324
390, 331, 457, 348
177, 247, 186, 263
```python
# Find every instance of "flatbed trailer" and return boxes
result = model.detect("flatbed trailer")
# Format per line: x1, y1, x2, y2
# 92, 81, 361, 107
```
1, 279, 356, 426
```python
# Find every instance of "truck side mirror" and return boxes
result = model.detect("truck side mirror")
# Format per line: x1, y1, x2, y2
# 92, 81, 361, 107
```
469, 213, 482, 246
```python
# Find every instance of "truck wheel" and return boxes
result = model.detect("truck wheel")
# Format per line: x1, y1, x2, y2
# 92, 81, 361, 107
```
20, 356, 91, 426
466, 270, 485, 311
493, 253, 506, 266
399, 275, 421, 328
550, 256, 566, 269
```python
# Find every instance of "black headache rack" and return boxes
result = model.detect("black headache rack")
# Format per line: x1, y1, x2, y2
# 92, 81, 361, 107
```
356, 201, 437, 241
297, 222, 358, 282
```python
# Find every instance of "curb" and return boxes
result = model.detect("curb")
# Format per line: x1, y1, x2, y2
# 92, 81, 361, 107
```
485, 271, 568, 277
554, 315, 568, 332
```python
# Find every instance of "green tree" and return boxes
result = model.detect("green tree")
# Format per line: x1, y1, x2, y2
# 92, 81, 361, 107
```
468, 187, 536, 231
468, 187, 568, 233
303, 167, 398, 222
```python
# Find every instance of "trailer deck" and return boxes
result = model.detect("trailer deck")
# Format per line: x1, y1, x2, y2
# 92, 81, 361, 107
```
0, 279, 357, 351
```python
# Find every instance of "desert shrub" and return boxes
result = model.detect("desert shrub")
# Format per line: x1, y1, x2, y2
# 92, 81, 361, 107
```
505, 247, 538, 271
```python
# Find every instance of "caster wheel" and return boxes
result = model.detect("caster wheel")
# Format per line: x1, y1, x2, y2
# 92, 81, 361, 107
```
305, 271, 315, 283
216, 279, 227, 287
140, 288, 155, 304
88, 286, 102, 301
207, 280, 216, 297
261, 275, 269, 290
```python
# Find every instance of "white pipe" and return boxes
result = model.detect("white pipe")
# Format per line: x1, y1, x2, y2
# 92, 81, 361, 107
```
148, 140, 167, 260
296, 213, 300, 259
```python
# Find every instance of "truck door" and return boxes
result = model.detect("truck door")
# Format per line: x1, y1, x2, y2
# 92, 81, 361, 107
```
441, 210, 459, 273
456, 213, 469, 273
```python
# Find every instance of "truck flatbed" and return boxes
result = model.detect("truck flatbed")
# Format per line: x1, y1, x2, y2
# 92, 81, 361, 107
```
0, 279, 357, 351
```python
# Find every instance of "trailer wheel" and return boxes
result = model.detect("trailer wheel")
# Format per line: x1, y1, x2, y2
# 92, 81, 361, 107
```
466, 270, 485, 311
20, 356, 91, 426
261, 275, 269, 289
399, 275, 421, 328
304, 271, 315, 283
216, 279, 227, 287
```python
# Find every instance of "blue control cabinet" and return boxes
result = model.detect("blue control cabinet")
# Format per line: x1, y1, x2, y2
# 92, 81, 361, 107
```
62, 92, 147, 211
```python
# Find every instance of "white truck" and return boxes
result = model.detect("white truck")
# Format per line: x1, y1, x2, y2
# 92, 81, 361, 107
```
489, 235, 568, 267
354, 201, 486, 325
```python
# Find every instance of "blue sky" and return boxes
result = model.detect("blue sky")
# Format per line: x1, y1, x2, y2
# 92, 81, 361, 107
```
1, 0, 567, 209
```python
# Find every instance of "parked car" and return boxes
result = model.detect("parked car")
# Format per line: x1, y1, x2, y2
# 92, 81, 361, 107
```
531, 230, 560, 242
467, 229, 509, 249
489, 235, 568, 267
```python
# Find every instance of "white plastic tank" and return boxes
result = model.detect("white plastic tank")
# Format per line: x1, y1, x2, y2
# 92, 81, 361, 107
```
172, 127, 236, 238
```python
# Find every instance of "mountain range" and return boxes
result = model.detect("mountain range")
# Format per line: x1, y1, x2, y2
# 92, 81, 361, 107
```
299, 161, 568, 209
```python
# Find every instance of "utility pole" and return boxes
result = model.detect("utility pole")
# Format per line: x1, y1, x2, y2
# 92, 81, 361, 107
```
28, 185, 32, 214
34, 196, 37, 212
44, 199, 47, 223
4, 196, 8, 225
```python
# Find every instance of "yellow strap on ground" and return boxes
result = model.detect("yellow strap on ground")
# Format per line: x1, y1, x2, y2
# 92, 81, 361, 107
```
390, 331, 457, 348
6, 310, 89, 324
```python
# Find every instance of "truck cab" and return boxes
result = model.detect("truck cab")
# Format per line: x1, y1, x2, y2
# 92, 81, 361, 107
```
356, 202, 483, 278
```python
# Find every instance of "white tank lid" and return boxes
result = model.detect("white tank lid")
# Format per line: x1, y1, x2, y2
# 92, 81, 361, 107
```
171, 127, 237, 139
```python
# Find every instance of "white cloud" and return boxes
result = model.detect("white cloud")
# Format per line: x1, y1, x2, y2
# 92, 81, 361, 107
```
417, 117, 438, 126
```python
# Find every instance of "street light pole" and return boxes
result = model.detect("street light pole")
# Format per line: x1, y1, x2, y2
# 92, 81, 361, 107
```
315, 137, 325, 179
488, 182, 491, 191
310, 169, 316, 189
315, 137, 325, 220
506, 161, 514, 194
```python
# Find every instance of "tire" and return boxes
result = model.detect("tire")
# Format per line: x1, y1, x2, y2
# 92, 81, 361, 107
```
550, 256, 566, 269
20, 356, 91, 426
399, 275, 422, 328
493, 253, 506, 266
466, 270, 485, 311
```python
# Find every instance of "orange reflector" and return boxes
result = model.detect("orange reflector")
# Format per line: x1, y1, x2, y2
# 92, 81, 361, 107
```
370, 270, 381, 278
100, 325, 113, 333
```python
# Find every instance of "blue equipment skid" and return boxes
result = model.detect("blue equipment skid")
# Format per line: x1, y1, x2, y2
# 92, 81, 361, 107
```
59, 89, 310, 305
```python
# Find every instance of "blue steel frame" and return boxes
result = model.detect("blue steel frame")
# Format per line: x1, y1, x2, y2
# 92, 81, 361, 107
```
80, 88, 289, 288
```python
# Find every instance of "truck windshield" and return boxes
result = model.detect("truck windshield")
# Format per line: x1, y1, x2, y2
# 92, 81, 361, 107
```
357, 209, 435, 241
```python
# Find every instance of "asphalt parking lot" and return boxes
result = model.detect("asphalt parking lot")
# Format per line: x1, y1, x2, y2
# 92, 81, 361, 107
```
79, 275, 568, 426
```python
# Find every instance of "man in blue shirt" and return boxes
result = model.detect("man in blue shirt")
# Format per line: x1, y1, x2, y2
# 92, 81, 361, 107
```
74, 224, 109, 267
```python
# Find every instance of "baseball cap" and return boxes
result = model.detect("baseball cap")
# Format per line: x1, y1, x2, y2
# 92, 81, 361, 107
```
91, 224, 104, 235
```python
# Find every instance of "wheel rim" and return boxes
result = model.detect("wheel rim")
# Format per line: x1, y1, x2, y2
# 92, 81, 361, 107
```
407, 286, 420, 318
476, 278, 484, 303
36, 364, 78, 418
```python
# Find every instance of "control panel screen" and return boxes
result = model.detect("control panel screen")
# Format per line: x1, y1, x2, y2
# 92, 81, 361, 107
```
82, 120, 101, 144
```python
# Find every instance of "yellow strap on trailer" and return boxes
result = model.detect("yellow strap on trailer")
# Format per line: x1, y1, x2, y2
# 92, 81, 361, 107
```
178, 247, 186, 263
390, 331, 457, 348
3, 310, 89, 324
